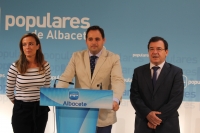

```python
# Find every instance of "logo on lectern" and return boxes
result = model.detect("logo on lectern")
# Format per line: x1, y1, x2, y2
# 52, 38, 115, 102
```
69, 90, 79, 100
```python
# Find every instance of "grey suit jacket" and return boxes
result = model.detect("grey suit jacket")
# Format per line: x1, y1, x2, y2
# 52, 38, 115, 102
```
57, 47, 125, 127
130, 62, 184, 133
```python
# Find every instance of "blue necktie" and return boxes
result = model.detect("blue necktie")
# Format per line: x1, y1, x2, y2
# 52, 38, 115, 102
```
152, 66, 160, 88
90, 56, 98, 78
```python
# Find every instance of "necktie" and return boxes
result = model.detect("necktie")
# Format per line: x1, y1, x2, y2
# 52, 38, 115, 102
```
90, 56, 98, 78
152, 66, 160, 88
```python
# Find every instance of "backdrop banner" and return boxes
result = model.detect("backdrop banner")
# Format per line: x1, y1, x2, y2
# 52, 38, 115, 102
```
0, 1, 200, 133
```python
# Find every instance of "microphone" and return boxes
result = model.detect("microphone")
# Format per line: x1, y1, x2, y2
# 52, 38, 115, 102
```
97, 83, 102, 90
53, 79, 74, 88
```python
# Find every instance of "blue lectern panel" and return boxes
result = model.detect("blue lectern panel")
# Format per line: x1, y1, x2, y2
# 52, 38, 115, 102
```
40, 88, 113, 109
56, 107, 98, 133
40, 88, 113, 133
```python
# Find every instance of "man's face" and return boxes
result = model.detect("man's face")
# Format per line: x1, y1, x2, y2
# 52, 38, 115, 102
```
148, 40, 168, 65
86, 30, 105, 55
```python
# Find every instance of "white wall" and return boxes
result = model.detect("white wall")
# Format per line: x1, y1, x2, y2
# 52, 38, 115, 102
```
1, 96, 200, 133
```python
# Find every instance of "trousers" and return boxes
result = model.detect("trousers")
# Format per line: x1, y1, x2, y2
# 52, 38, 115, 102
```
12, 100, 50, 133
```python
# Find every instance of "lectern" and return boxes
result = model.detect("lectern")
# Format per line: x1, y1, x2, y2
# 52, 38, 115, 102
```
40, 88, 113, 133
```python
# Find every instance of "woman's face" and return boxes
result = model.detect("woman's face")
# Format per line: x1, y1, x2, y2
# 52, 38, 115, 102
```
22, 36, 39, 58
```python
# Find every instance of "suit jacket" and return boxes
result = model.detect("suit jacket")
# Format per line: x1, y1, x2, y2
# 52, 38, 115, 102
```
130, 62, 184, 133
57, 47, 125, 127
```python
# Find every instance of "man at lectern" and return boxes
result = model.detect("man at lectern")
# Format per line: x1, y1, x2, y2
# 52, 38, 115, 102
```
57, 25, 125, 133
130, 36, 184, 133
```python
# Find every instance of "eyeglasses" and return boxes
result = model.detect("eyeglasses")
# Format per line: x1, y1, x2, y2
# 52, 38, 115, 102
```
149, 48, 165, 52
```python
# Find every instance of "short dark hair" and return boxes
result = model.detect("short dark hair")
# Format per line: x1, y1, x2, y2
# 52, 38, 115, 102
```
86, 25, 105, 39
147, 36, 168, 50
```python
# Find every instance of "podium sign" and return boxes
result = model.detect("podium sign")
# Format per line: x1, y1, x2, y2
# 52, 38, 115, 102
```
40, 88, 113, 133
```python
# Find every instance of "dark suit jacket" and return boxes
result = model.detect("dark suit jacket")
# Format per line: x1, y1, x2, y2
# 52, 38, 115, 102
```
130, 62, 184, 133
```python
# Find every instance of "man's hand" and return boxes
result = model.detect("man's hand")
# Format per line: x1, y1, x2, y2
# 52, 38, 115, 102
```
147, 122, 157, 129
112, 101, 119, 111
146, 111, 162, 126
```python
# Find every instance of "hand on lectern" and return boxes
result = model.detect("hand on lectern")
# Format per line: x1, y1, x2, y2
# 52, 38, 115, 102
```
112, 101, 119, 111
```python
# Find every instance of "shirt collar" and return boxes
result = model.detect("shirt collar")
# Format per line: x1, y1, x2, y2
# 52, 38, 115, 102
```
150, 61, 165, 69
88, 49, 102, 58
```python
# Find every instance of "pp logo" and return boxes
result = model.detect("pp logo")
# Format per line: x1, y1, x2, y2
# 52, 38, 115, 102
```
183, 75, 187, 89
69, 90, 79, 100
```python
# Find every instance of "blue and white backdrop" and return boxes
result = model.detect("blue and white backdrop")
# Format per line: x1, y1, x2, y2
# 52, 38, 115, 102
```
0, 1, 200, 133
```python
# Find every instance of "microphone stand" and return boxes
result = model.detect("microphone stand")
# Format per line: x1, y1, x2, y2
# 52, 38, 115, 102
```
53, 79, 74, 88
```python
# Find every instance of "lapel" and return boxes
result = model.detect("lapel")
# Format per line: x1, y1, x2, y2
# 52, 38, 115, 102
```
91, 48, 107, 83
153, 62, 170, 95
83, 50, 92, 83
143, 64, 154, 94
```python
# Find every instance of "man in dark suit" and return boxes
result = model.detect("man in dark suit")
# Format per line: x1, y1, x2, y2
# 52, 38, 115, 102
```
130, 36, 184, 133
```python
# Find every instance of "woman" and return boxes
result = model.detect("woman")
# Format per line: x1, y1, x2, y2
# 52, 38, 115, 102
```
6, 33, 51, 133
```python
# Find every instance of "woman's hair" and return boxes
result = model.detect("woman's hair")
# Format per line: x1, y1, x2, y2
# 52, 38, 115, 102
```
15, 33, 45, 75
